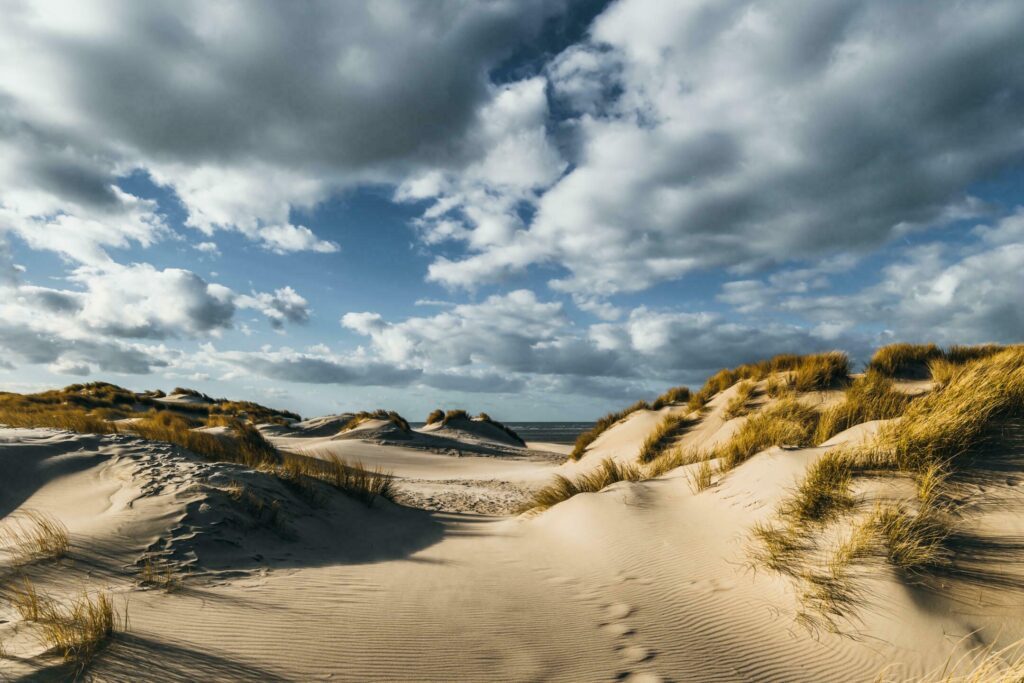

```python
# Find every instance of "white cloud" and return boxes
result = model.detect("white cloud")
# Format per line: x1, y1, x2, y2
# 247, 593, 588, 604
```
237, 287, 311, 329
424, 0, 1024, 297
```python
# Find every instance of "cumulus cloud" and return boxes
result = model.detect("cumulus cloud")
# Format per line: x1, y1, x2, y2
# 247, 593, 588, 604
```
425, 0, 1024, 296
721, 209, 1024, 346
237, 287, 311, 329
0, 0, 566, 257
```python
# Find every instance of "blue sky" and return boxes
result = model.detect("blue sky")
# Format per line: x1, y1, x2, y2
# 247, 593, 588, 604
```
1, 0, 1023, 420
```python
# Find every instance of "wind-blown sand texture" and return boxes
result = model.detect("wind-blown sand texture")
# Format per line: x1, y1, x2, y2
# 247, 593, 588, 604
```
2, 358, 1023, 681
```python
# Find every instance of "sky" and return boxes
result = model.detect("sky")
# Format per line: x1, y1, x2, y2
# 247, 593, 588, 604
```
1, 0, 1023, 421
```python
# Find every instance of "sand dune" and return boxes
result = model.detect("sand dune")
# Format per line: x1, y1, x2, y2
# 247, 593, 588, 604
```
2, 349, 1023, 681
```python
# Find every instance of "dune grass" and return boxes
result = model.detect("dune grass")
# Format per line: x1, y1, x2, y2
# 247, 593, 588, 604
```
753, 347, 1024, 628
686, 459, 715, 493
652, 386, 691, 410
8, 574, 46, 621
780, 450, 855, 524
524, 458, 643, 512
869, 343, 944, 378
132, 413, 281, 469
223, 481, 285, 530
723, 381, 756, 419
137, 555, 183, 592
569, 400, 650, 460
789, 351, 850, 392
425, 409, 444, 424
814, 372, 911, 444
644, 445, 709, 479
325, 456, 396, 506
39, 590, 122, 673
713, 397, 819, 471
340, 409, 411, 433
636, 413, 691, 463
0, 511, 70, 565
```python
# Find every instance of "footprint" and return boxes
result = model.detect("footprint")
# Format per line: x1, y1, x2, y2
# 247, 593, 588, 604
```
621, 645, 653, 663
605, 602, 633, 620
603, 622, 635, 637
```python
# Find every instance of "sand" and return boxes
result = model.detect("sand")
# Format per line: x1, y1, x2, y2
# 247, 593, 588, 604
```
2, 387, 1023, 681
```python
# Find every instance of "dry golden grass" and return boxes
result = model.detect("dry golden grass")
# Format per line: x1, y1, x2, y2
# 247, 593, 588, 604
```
39, 590, 122, 672
131, 413, 280, 470
0, 511, 70, 565
652, 386, 691, 410
636, 413, 690, 463
425, 409, 444, 424
686, 459, 715, 493
888, 638, 1024, 682
790, 351, 850, 392
525, 458, 643, 512
326, 457, 396, 506
0, 400, 116, 434
570, 400, 650, 460
714, 397, 819, 471
927, 358, 961, 388
8, 574, 47, 621
814, 372, 911, 444
749, 521, 808, 577
944, 343, 1009, 365
138, 555, 183, 592
869, 343, 943, 378
870, 504, 952, 573
644, 446, 708, 479
723, 381, 756, 419
780, 450, 855, 523
860, 346, 1024, 472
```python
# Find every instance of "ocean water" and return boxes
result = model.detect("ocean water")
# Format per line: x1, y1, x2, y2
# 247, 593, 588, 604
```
409, 421, 594, 445
501, 422, 594, 445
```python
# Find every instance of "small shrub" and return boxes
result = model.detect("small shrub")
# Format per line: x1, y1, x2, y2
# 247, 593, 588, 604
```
868, 343, 943, 378
425, 409, 444, 424
525, 458, 643, 511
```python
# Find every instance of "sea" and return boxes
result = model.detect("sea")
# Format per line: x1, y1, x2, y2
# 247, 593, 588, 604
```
409, 421, 594, 445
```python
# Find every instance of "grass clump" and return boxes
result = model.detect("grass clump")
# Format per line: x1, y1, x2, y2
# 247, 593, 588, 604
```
425, 409, 444, 424
341, 410, 411, 433
131, 413, 280, 470
869, 343, 943, 378
860, 346, 1024, 472
780, 450, 855, 523
944, 343, 1008, 365
525, 458, 643, 512
570, 400, 650, 460
326, 457, 396, 506
224, 481, 285, 530
0, 511, 70, 565
713, 398, 819, 471
814, 372, 912, 444
652, 386, 691, 410
789, 352, 850, 392
686, 459, 715, 493
39, 591, 122, 672
637, 413, 691, 463
137, 555, 183, 592
870, 504, 952, 573
723, 381, 756, 419
8, 574, 46, 621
